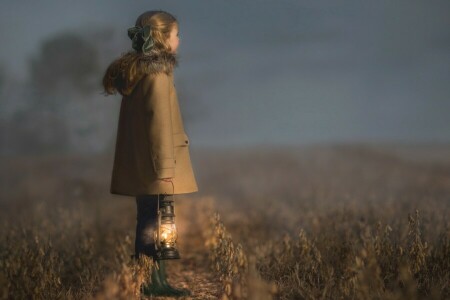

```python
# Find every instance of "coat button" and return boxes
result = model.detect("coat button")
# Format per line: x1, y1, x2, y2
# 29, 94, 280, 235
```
185, 140, 188, 144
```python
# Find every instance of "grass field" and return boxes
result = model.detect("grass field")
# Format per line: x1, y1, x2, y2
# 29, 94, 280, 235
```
1, 143, 449, 299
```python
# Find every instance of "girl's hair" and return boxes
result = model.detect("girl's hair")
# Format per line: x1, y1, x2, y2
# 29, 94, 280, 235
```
102, 10, 178, 96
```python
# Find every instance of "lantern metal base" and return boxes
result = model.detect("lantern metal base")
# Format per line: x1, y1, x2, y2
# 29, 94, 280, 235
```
155, 248, 180, 260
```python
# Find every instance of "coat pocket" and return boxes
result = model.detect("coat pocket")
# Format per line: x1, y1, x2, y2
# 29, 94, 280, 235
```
173, 132, 189, 147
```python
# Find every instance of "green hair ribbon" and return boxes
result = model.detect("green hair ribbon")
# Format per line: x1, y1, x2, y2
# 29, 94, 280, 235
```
127, 25, 154, 54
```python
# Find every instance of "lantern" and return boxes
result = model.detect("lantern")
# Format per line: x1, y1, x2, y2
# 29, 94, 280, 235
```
154, 194, 180, 260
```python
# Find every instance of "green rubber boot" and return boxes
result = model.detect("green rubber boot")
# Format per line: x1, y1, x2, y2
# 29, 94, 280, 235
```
141, 260, 191, 297
157, 260, 191, 297
141, 263, 169, 296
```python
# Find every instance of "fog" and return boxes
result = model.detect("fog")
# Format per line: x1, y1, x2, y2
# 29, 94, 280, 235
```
1, 0, 449, 155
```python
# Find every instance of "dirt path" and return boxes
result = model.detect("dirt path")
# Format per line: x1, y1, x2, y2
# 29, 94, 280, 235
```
144, 195, 222, 300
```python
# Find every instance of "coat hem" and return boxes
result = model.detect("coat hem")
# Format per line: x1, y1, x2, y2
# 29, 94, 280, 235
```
110, 188, 199, 197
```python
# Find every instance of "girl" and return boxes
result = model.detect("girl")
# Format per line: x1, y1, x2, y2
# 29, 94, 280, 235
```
102, 10, 198, 297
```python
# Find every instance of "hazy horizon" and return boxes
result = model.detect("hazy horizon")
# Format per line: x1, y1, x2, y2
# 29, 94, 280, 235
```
1, 0, 449, 152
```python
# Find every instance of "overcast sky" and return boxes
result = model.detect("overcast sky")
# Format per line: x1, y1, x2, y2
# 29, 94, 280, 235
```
1, 0, 449, 148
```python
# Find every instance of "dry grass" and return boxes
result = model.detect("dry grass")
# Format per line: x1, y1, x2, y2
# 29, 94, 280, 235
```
0, 187, 144, 299
0, 144, 449, 299
195, 144, 450, 299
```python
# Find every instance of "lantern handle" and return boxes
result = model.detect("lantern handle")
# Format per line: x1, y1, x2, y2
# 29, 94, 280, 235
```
163, 178, 175, 202
156, 193, 161, 254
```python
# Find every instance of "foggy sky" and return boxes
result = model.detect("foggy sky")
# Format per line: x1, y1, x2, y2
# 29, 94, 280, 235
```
1, 0, 449, 148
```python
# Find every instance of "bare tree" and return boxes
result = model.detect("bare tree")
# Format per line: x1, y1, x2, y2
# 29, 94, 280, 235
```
28, 31, 100, 100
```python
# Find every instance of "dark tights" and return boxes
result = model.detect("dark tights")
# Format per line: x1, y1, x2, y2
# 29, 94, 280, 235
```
134, 194, 166, 259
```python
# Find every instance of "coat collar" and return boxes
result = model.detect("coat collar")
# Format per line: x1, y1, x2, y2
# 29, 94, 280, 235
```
137, 51, 178, 76
124, 51, 178, 95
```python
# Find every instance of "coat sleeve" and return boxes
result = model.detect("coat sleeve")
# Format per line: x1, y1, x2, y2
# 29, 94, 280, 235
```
142, 73, 175, 179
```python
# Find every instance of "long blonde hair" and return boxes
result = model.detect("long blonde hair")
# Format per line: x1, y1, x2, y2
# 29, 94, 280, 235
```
102, 10, 178, 96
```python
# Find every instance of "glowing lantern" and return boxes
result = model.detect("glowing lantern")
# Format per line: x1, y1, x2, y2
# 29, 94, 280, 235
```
154, 194, 180, 260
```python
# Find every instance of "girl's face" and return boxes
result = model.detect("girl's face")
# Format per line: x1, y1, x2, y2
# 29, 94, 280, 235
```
168, 24, 179, 53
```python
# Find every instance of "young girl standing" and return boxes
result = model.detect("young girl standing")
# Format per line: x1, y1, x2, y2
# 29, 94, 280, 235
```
102, 10, 198, 297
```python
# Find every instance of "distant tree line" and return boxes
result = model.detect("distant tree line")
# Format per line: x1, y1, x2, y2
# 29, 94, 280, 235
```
0, 29, 120, 156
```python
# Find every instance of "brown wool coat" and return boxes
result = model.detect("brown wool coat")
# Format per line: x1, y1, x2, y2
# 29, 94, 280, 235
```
110, 55, 198, 196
